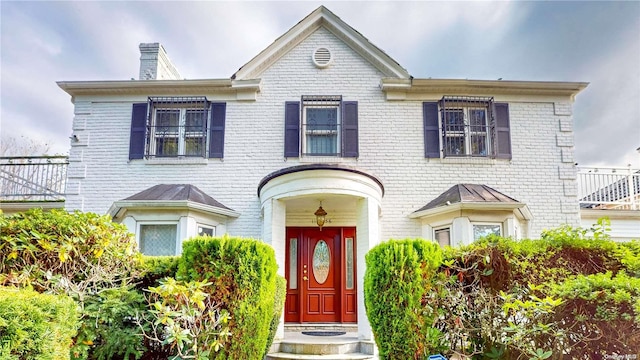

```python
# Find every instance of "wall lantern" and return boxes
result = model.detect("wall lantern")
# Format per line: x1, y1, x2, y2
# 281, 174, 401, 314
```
314, 202, 328, 231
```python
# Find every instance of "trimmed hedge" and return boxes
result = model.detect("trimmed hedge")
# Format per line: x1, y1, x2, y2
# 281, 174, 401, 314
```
364, 239, 444, 359
0, 287, 79, 360
177, 235, 278, 359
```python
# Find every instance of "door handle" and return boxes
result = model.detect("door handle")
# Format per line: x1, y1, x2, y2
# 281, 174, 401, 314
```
303, 276, 308, 281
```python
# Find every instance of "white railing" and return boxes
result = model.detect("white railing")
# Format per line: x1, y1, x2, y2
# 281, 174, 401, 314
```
0, 156, 68, 202
578, 166, 640, 210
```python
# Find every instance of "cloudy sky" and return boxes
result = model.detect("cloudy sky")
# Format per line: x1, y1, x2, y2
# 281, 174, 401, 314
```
1, 1, 639, 166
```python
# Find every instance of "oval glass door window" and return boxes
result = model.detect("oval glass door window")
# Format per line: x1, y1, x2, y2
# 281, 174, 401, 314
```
313, 240, 330, 284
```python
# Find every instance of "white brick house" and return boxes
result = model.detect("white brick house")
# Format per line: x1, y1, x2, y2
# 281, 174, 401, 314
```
58, 6, 587, 343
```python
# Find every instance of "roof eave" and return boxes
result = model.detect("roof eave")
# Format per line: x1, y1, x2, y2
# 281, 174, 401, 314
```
381, 78, 589, 99
57, 79, 261, 98
108, 200, 240, 220
409, 202, 530, 220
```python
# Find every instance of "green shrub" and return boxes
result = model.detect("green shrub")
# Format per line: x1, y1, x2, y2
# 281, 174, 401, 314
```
177, 235, 277, 359
549, 271, 640, 356
264, 275, 287, 358
73, 286, 147, 360
140, 278, 231, 359
136, 255, 180, 289
0, 208, 139, 296
364, 239, 444, 359
0, 287, 79, 360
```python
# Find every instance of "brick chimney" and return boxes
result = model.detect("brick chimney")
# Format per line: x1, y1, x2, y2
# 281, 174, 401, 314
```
138, 43, 181, 80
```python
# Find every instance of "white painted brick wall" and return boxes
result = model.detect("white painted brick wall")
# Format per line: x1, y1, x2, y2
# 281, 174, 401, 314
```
65, 27, 580, 240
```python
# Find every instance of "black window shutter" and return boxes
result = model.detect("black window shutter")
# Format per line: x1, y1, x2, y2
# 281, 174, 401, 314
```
423, 102, 440, 158
494, 103, 512, 159
342, 101, 358, 157
209, 102, 226, 158
129, 103, 148, 160
284, 101, 300, 157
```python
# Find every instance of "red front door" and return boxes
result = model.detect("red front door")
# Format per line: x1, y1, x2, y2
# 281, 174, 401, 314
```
285, 227, 357, 323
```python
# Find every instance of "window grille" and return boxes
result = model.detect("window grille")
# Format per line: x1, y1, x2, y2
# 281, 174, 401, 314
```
440, 96, 494, 157
302, 95, 342, 156
146, 97, 210, 158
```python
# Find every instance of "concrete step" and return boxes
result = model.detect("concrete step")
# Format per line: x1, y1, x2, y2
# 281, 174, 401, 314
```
266, 353, 374, 360
279, 340, 360, 355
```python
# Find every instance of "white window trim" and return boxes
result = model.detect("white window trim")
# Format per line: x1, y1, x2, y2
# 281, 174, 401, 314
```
472, 222, 502, 241
137, 221, 180, 256
301, 103, 341, 157
434, 226, 451, 247
441, 106, 490, 157
197, 224, 216, 237
149, 105, 210, 158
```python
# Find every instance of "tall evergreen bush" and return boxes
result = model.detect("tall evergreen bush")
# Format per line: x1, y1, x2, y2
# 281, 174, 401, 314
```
177, 235, 278, 359
364, 239, 444, 359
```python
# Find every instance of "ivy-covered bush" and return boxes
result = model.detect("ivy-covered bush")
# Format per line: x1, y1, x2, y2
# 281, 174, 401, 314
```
0, 287, 79, 360
364, 239, 444, 359
177, 235, 278, 359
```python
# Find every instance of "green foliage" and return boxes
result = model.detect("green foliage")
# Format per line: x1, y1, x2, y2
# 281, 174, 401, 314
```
0, 286, 79, 360
177, 235, 278, 359
140, 278, 231, 360
0, 209, 144, 360
137, 255, 180, 289
0, 208, 139, 297
366, 220, 640, 359
264, 275, 287, 358
72, 286, 147, 360
364, 239, 444, 359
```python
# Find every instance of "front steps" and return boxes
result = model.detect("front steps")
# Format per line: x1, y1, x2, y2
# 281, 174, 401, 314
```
266, 324, 377, 360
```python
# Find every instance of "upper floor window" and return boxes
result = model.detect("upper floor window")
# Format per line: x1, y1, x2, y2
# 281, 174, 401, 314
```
129, 97, 226, 160
302, 96, 341, 156
423, 96, 511, 160
284, 97, 358, 158
151, 98, 209, 157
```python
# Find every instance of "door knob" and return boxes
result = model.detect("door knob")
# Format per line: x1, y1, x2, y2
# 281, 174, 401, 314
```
303, 276, 308, 281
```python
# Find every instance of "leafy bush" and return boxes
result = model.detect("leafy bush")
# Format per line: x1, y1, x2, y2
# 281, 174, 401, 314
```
365, 222, 640, 359
136, 255, 180, 289
177, 235, 278, 359
364, 239, 444, 359
139, 278, 231, 360
0, 208, 139, 297
0, 209, 143, 360
264, 275, 287, 358
0, 287, 79, 360
73, 286, 147, 360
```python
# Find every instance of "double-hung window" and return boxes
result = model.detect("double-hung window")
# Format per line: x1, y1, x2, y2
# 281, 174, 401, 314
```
441, 96, 492, 157
128, 97, 226, 160
284, 96, 358, 158
302, 96, 341, 156
149, 97, 209, 157
423, 97, 511, 159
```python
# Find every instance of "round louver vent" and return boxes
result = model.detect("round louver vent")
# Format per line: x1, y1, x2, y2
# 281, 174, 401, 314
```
312, 47, 333, 68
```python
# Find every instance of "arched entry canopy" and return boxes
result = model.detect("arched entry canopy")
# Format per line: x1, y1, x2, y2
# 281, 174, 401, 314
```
257, 164, 384, 340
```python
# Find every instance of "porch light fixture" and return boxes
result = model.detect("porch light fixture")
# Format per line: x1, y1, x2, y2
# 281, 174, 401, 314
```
314, 202, 328, 231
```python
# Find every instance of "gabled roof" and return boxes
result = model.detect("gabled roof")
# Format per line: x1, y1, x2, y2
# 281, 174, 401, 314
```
232, 6, 410, 80
108, 184, 239, 219
410, 184, 532, 220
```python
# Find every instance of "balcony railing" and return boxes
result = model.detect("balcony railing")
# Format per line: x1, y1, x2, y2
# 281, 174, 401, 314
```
578, 166, 640, 210
0, 156, 68, 202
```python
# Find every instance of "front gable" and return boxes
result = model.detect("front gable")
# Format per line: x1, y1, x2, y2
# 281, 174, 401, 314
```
232, 6, 410, 81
